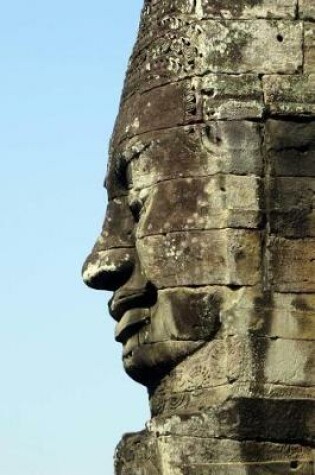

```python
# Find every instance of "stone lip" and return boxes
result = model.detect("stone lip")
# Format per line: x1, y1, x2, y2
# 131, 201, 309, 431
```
114, 309, 150, 343
109, 285, 155, 321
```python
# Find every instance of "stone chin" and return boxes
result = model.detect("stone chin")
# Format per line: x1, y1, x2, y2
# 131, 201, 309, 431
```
118, 288, 222, 385
122, 339, 204, 386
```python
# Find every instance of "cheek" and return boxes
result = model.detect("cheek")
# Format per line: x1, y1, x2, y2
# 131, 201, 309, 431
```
137, 229, 261, 289
150, 288, 222, 342
136, 175, 262, 288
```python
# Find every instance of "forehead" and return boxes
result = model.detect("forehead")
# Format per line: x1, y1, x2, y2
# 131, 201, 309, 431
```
105, 75, 267, 200
106, 71, 314, 199
106, 121, 263, 200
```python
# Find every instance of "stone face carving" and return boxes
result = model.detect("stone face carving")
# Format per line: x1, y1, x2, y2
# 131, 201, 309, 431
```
83, 0, 315, 472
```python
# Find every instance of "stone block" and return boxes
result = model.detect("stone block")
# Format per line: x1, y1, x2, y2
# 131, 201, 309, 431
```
115, 431, 314, 474
155, 435, 314, 468
125, 20, 302, 95
199, 0, 297, 19
113, 75, 265, 145
153, 335, 315, 393
305, 22, 315, 74
234, 336, 315, 388
113, 81, 187, 144
109, 120, 264, 198
137, 230, 262, 288
149, 339, 239, 397
265, 119, 315, 177
177, 462, 314, 474
153, 287, 223, 342
263, 75, 315, 116
200, 75, 264, 120
198, 20, 302, 74
261, 338, 315, 387
218, 287, 315, 340
269, 177, 315, 237
269, 237, 315, 292
138, 0, 297, 24
299, 0, 315, 19
151, 395, 315, 442
115, 431, 161, 475
137, 176, 262, 236
126, 121, 263, 193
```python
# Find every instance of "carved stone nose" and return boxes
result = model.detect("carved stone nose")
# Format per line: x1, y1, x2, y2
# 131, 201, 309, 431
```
83, 196, 135, 291
82, 247, 134, 291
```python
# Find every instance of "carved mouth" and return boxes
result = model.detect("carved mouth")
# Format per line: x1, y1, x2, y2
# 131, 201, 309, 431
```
115, 309, 150, 343
109, 283, 157, 321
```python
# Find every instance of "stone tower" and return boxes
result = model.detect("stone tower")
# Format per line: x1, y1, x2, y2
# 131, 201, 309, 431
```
83, 1, 315, 473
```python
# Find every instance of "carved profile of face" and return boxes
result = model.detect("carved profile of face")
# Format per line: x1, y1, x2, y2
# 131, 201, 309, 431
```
82, 79, 265, 385
82, 1, 315, 387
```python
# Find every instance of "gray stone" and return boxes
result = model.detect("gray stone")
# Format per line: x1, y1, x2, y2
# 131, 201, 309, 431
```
305, 22, 315, 73
198, 0, 297, 19
125, 20, 303, 96
125, 121, 264, 193
82, 1, 315, 472
137, 230, 262, 287
263, 74, 315, 116
299, 0, 315, 20
269, 237, 315, 292
265, 119, 315, 177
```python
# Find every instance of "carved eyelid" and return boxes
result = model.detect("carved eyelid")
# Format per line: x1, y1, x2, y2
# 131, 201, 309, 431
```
104, 140, 150, 193
128, 188, 150, 221
103, 153, 129, 192
116, 141, 149, 178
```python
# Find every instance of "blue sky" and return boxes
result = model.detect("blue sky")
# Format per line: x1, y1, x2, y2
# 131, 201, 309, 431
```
0, 1, 148, 474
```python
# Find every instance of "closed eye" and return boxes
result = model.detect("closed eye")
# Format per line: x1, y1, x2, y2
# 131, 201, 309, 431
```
129, 198, 142, 222
114, 153, 128, 188
128, 189, 149, 223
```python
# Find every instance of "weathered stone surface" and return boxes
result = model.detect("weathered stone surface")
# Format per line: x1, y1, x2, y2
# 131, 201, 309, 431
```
149, 360, 315, 420
116, 286, 315, 386
115, 432, 314, 474
152, 288, 222, 342
121, 121, 264, 195
82, 247, 135, 291
200, 75, 264, 120
112, 77, 265, 146
114, 82, 188, 144
199, 0, 297, 19
263, 74, 315, 116
115, 431, 161, 475
305, 22, 315, 73
269, 237, 315, 292
125, 20, 303, 96
156, 438, 315, 475
198, 286, 315, 340
150, 397, 315, 442
269, 177, 315, 237
83, 1, 315, 473
136, 176, 262, 235
299, 0, 315, 20
137, 0, 297, 25
265, 120, 315, 177
137, 230, 261, 288
96, 197, 134, 249
148, 336, 315, 392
